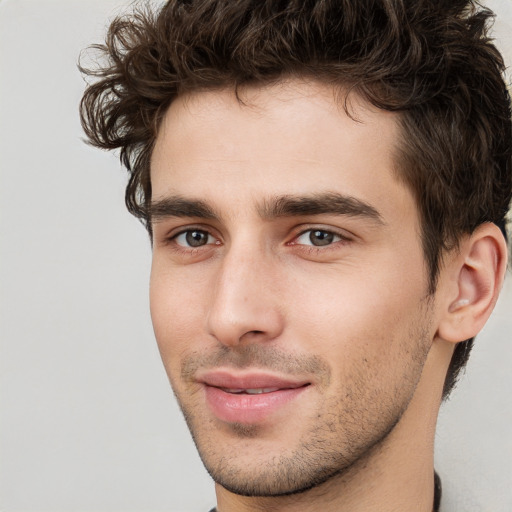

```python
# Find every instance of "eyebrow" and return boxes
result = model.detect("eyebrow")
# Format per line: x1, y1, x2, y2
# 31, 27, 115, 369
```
259, 193, 384, 225
149, 192, 384, 225
150, 196, 218, 221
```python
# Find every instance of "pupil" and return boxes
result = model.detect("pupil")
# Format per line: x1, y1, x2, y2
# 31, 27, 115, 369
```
186, 230, 207, 247
310, 230, 333, 246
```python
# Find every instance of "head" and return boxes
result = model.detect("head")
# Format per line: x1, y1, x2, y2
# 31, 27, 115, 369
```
80, 0, 512, 499
81, 0, 512, 399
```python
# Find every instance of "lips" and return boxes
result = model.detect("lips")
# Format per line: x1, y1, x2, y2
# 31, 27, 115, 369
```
221, 387, 280, 394
198, 370, 310, 424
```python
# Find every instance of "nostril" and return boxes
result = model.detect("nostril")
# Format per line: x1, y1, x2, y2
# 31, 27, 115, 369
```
238, 330, 266, 343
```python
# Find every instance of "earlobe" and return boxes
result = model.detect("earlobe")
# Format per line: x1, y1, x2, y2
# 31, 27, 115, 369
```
437, 223, 508, 343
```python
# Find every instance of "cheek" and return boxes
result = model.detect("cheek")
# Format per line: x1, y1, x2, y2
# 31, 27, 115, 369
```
292, 281, 432, 421
287, 254, 428, 360
149, 262, 207, 369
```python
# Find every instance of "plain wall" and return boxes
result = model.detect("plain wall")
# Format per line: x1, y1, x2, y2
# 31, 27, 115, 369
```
0, 1, 510, 511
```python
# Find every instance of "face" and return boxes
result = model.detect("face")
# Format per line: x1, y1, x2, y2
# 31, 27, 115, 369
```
149, 81, 436, 497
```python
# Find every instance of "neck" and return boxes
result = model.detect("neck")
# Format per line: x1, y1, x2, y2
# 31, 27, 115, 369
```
214, 339, 452, 512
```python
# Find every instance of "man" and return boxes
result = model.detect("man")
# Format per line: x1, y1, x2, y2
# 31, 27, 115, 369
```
80, 1, 512, 510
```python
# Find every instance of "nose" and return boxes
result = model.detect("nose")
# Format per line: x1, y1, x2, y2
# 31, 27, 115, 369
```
206, 242, 285, 347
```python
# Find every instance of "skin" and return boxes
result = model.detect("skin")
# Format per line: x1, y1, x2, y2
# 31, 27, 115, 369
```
148, 80, 507, 512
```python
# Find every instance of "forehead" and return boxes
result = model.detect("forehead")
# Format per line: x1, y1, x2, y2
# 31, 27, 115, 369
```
150, 80, 409, 217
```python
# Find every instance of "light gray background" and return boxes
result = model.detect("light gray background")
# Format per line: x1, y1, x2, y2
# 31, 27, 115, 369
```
0, 1, 511, 511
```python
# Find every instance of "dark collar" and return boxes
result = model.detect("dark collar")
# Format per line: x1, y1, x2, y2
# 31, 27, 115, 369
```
208, 472, 442, 512
434, 470, 442, 512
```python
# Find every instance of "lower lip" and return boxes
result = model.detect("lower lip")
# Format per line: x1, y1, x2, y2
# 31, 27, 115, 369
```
204, 385, 308, 424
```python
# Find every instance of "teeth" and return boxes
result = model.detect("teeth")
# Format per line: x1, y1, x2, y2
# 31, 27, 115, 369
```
223, 387, 280, 394
246, 388, 279, 394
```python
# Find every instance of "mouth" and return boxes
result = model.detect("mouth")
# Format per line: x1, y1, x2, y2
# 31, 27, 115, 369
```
219, 387, 282, 394
198, 370, 311, 424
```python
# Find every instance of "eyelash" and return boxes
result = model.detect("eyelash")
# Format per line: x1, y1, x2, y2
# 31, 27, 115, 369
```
166, 226, 220, 253
166, 226, 351, 252
290, 228, 349, 248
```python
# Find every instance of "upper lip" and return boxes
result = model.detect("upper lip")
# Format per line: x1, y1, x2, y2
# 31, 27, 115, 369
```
197, 370, 310, 390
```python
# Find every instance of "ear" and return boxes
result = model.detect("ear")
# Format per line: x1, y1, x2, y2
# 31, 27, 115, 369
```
437, 223, 508, 343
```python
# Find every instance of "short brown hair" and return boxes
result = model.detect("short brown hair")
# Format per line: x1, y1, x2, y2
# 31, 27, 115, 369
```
80, 0, 512, 398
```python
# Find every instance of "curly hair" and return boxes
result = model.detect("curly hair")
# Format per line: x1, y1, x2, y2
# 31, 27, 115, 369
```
80, 0, 512, 398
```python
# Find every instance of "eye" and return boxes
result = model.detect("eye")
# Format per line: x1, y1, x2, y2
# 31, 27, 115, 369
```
174, 229, 216, 248
294, 229, 343, 247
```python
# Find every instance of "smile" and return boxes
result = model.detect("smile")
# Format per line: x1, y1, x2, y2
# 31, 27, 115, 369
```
197, 371, 311, 424
221, 387, 281, 394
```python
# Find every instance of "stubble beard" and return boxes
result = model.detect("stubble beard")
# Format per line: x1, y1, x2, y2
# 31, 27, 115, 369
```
186, 401, 402, 498
171, 311, 433, 498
